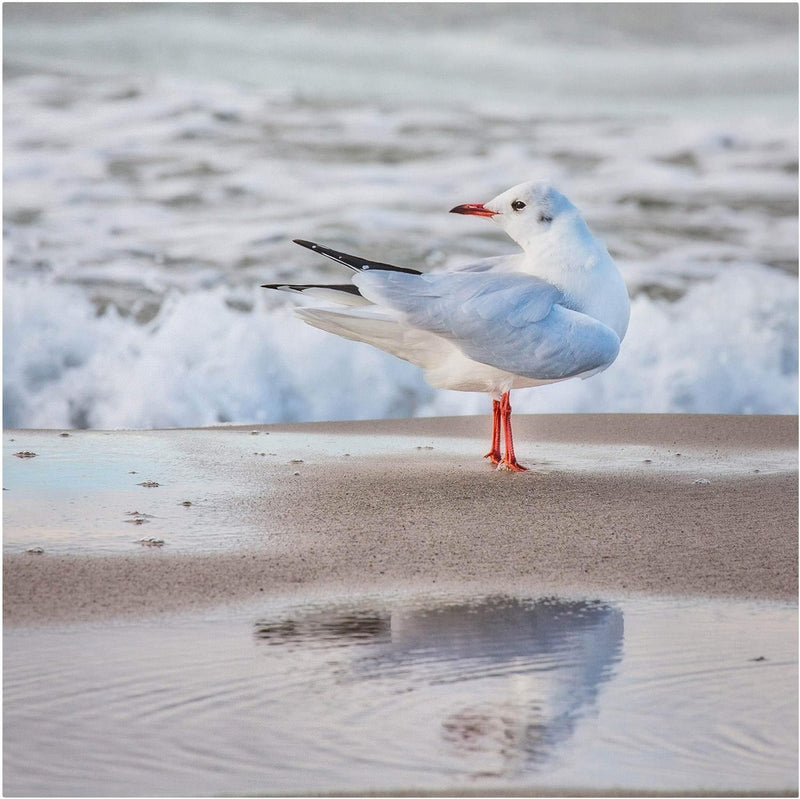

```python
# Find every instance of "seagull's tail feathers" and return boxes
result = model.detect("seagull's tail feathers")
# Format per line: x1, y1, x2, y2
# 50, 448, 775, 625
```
295, 306, 453, 370
295, 306, 408, 352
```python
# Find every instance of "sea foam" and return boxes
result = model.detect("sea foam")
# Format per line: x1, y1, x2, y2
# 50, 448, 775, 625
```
4, 260, 796, 430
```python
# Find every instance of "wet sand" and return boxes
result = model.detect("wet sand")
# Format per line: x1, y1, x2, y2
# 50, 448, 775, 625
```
4, 414, 797, 625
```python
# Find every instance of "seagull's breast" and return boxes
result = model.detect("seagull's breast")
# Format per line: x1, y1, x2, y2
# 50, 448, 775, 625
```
522, 234, 630, 342
572, 254, 630, 341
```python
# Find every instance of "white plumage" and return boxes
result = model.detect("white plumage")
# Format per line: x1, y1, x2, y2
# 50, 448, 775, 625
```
264, 180, 630, 471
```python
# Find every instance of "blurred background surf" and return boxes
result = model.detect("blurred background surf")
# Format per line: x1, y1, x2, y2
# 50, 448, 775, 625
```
4, 2, 797, 429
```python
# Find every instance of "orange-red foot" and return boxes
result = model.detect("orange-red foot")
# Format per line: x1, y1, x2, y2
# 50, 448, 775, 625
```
484, 450, 501, 465
497, 456, 528, 472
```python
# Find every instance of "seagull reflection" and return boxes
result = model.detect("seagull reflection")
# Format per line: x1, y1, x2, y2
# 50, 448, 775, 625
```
253, 596, 623, 778
389, 597, 623, 775
254, 610, 391, 646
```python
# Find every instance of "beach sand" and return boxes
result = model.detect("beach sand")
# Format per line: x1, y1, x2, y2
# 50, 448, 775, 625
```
4, 414, 797, 626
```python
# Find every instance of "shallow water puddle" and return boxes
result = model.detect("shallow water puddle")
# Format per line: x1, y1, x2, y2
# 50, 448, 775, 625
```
4, 592, 796, 796
2, 430, 261, 554
5, 428, 794, 555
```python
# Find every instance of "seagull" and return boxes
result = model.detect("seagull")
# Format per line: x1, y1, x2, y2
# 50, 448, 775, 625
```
263, 180, 630, 471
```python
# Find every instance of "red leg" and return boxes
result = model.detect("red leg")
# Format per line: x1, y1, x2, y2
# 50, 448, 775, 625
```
485, 399, 502, 465
499, 391, 527, 472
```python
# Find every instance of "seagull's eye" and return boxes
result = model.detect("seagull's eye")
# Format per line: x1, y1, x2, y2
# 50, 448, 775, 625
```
511, 200, 526, 211
538, 213, 553, 224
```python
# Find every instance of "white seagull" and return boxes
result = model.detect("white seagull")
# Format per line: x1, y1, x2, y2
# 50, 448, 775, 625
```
263, 180, 630, 471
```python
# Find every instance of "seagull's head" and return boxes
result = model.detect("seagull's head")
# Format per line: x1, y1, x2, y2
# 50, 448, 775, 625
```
450, 180, 578, 250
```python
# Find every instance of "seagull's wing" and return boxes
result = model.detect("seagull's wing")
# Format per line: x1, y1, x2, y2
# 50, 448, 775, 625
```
262, 240, 423, 307
292, 239, 422, 275
261, 282, 371, 307
450, 253, 525, 274
264, 241, 452, 366
354, 271, 621, 380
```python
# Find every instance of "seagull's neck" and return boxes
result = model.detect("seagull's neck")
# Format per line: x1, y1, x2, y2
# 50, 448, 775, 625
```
516, 217, 597, 284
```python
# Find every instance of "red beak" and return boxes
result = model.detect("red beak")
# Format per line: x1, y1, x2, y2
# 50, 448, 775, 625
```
449, 203, 498, 217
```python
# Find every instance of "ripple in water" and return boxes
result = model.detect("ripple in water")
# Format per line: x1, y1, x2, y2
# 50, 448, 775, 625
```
3, 593, 797, 796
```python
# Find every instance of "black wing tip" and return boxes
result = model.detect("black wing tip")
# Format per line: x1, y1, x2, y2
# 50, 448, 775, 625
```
292, 238, 422, 276
261, 282, 362, 296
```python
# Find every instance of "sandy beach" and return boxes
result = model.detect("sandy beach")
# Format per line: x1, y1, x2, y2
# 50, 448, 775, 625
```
4, 414, 797, 626
4, 413, 798, 796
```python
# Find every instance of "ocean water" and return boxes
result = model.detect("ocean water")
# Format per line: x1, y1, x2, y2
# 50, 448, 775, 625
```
4, 3, 798, 429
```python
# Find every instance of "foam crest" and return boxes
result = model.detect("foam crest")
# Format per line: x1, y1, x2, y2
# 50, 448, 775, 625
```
4, 264, 796, 430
